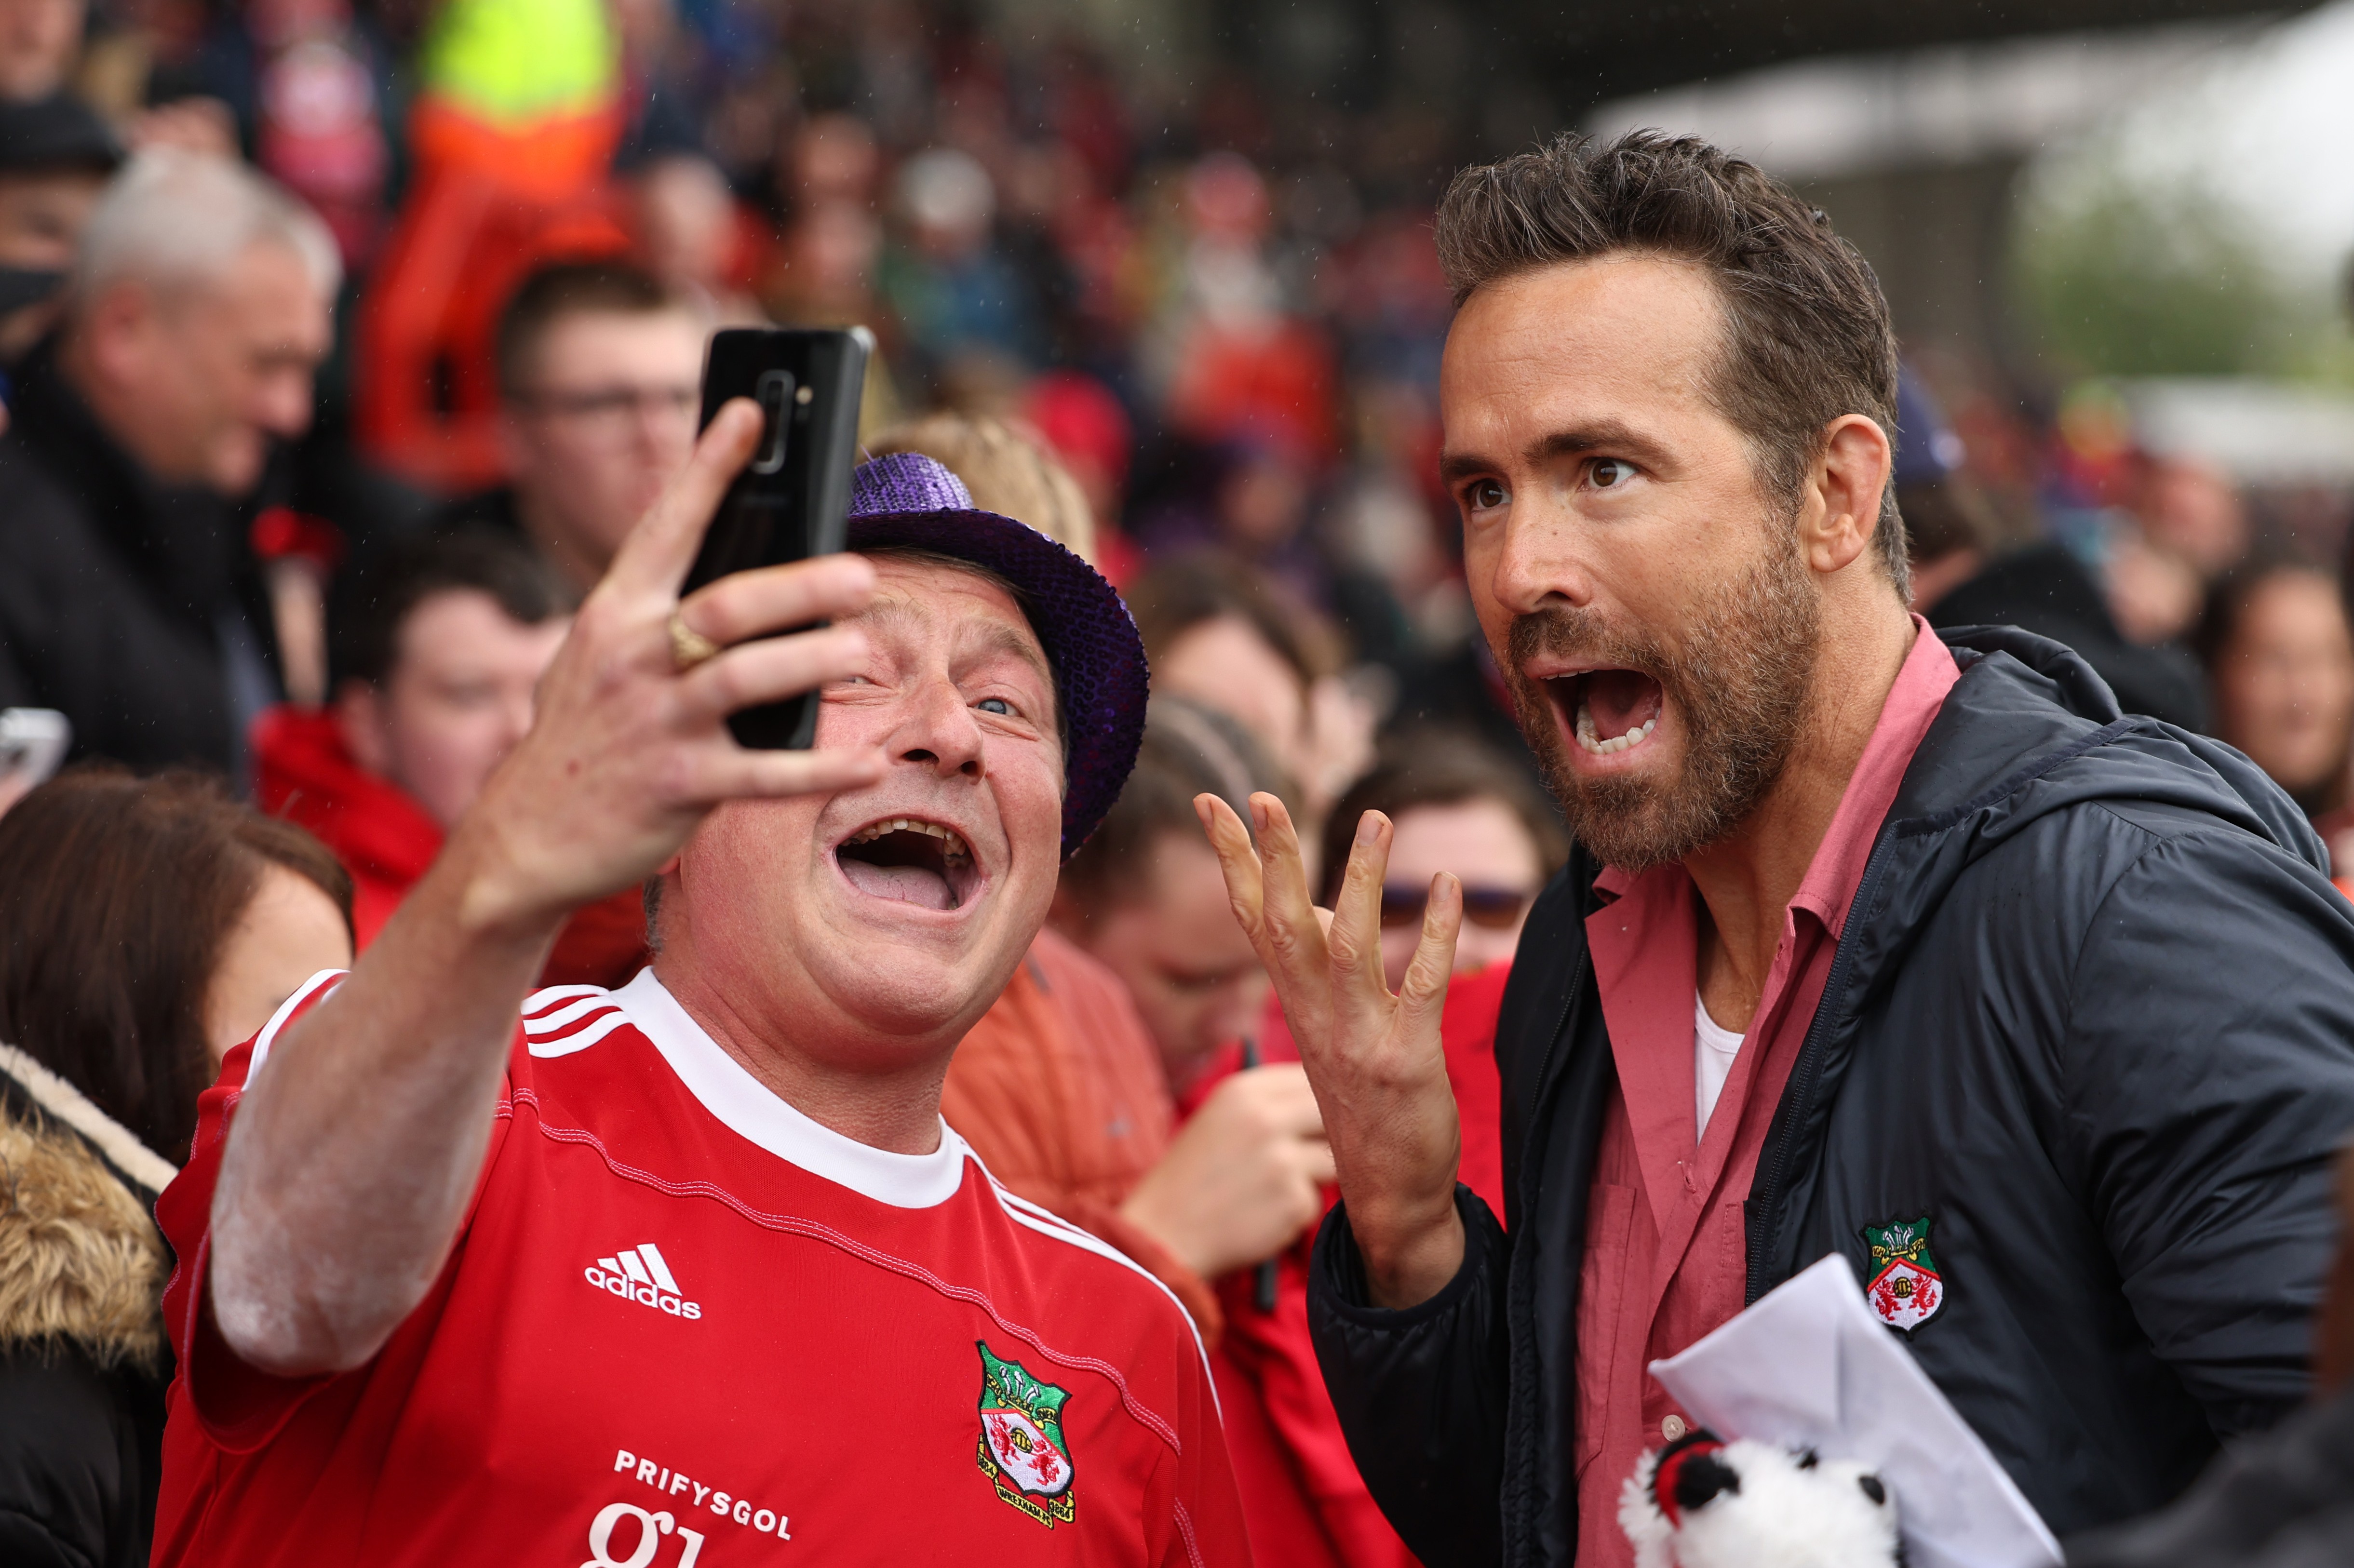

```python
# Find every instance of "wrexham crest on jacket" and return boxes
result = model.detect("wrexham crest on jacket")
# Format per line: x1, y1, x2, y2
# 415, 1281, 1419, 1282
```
975, 1341, 1076, 1527
1860, 1217, 1945, 1332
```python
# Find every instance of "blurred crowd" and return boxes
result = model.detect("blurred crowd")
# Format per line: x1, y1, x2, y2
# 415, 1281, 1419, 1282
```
1900, 374, 2354, 881
6, 0, 2354, 1559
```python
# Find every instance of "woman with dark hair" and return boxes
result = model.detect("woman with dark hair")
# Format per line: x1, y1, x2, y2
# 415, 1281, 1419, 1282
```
0, 767, 353, 1568
2194, 562, 2354, 875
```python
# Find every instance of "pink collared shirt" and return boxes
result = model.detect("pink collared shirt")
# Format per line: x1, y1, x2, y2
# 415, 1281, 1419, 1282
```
1572, 617, 1960, 1567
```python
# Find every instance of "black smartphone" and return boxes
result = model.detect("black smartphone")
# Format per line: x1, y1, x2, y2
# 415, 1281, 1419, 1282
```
682, 326, 874, 749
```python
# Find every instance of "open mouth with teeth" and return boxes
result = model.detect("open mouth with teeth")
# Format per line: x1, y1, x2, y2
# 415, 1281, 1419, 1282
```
1557, 669, 1665, 758
835, 817, 981, 911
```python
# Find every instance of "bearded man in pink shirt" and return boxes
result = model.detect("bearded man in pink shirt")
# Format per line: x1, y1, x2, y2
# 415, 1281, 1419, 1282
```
1197, 131, 2354, 1566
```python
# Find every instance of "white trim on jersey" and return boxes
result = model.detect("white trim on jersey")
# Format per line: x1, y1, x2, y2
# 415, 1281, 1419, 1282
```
522, 991, 619, 1032
606, 969, 972, 1209
245, 969, 348, 1078
525, 1007, 634, 1059
984, 1179, 1219, 1403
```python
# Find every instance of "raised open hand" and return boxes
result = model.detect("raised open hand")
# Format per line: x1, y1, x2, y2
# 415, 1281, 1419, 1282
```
456, 398, 888, 933
1194, 791, 1470, 1307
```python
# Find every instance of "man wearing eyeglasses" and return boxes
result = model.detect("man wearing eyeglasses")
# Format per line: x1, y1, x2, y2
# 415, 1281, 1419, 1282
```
440, 259, 707, 597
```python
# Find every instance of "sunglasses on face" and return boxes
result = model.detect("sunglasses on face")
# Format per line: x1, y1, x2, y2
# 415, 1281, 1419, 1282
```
1380, 884, 1533, 931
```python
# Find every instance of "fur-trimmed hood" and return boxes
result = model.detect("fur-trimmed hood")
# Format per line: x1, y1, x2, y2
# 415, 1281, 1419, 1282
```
0, 1043, 178, 1369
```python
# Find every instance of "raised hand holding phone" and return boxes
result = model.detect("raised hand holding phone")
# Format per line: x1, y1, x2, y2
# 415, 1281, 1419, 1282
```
682, 326, 874, 750
1194, 791, 1469, 1309
212, 399, 886, 1377
456, 398, 886, 932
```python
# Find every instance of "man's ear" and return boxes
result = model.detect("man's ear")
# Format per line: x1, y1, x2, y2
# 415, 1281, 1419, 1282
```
333, 679, 396, 778
1800, 414, 1892, 578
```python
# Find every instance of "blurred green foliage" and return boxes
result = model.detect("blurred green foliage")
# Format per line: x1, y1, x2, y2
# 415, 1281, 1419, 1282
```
2013, 169, 2317, 379
2008, 142, 2354, 392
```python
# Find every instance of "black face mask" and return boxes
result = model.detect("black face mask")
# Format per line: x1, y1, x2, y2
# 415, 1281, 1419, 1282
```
0, 266, 62, 318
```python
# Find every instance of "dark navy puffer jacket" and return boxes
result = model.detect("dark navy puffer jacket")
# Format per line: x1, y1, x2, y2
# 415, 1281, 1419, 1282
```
1308, 627, 2354, 1567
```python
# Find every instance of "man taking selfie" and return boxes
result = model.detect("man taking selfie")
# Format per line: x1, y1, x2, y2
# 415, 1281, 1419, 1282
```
151, 413, 1247, 1564
1199, 132, 2354, 1566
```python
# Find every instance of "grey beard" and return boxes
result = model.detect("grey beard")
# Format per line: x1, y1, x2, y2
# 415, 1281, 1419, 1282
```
1504, 538, 1822, 872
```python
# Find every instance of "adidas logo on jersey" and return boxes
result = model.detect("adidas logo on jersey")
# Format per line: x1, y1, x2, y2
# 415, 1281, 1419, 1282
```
584, 1242, 704, 1320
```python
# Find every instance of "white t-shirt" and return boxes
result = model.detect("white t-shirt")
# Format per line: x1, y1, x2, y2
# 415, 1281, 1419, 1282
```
1694, 991, 1745, 1135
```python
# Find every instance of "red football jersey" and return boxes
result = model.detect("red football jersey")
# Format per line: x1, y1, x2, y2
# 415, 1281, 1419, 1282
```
154, 968, 1251, 1566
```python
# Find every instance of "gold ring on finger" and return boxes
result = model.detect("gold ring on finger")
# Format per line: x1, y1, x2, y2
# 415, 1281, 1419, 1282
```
668, 609, 723, 672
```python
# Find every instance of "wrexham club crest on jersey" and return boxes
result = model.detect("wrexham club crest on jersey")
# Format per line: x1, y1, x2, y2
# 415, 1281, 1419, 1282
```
1860, 1217, 1946, 1332
975, 1341, 1076, 1527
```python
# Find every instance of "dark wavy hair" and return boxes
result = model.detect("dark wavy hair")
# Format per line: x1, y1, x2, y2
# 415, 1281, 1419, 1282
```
1435, 130, 1905, 590
0, 767, 353, 1162
330, 527, 569, 691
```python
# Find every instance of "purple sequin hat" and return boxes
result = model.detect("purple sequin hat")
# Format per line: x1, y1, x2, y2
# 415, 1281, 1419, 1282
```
845, 451, 1147, 859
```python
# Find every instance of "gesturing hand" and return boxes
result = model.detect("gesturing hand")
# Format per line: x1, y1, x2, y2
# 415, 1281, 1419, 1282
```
1194, 792, 1469, 1308
454, 399, 888, 935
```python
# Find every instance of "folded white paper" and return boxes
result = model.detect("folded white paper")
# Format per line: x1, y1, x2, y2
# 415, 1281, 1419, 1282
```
1647, 1253, 2062, 1568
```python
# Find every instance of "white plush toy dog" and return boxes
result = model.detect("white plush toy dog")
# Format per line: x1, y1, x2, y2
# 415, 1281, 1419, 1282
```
1619, 1428, 1903, 1568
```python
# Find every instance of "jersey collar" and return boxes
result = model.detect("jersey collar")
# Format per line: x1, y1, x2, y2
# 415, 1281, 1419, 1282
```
613, 968, 972, 1209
